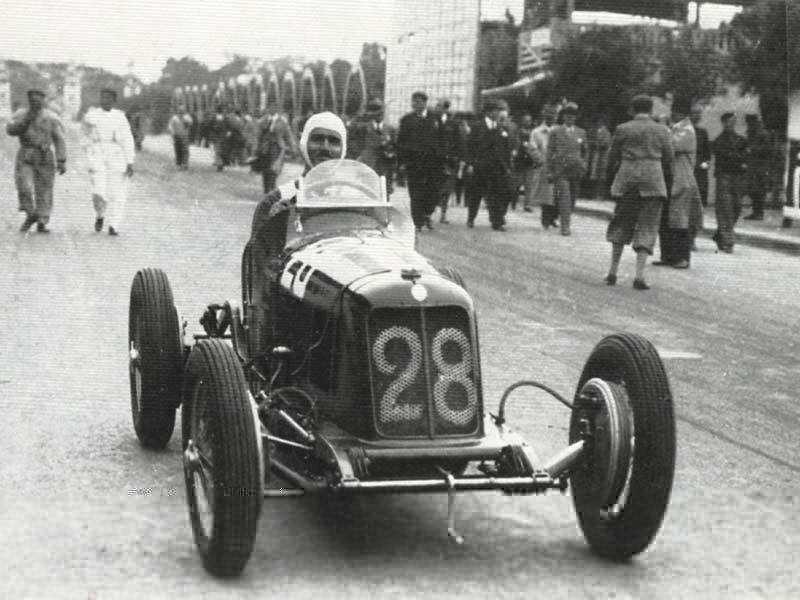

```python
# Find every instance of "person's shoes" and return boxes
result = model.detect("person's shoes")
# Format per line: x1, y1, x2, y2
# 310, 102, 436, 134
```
36, 222, 50, 234
492, 225, 507, 232
672, 260, 690, 269
466, 220, 474, 229
603, 274, 617, 286
108, 226, 119, 236
719, 246, 733, 254
19, 215, 36, 233
425, 217, 434, 231
744, 213, 764, 220
440, 216, 449, 224
560, 229, 571, 236
94, 217, 104, 232
652, 260, 672, 267
633, 279, 650, 290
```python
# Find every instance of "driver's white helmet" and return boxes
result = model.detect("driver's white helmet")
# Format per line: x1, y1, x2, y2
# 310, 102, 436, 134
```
299, 111, 347, 168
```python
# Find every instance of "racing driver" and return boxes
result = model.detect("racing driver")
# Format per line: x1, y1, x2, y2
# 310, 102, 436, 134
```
249, 111, 347, 257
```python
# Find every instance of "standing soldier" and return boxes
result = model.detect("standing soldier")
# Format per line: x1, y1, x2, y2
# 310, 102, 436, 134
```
547, 102, 587, 236
6, 88, 67, 233
81, 88, 135, 236
711, 112, 747, 253
397, 91, 443, 231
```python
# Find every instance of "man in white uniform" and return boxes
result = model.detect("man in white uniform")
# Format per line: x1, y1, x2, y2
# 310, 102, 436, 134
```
81, 88, 135, 235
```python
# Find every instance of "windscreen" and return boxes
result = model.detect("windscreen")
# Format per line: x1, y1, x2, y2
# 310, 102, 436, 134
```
286, 159, 415, 248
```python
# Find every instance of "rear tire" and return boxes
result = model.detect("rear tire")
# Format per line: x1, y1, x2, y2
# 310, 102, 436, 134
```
182, 339, 263, 577
569, 333, 676, 560
129, 268, 182, 449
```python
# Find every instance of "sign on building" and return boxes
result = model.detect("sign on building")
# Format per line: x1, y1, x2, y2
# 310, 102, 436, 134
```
518, 27, 553, 75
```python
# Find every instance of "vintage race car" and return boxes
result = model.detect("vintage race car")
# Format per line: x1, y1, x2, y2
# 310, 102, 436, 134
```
127, 159, 676, 577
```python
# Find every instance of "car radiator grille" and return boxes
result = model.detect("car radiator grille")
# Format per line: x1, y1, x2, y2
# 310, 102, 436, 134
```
367, 307, 480, 438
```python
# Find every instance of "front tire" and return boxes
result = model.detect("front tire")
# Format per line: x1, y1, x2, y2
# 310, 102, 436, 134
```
129, 268, 182, 449
182, 339, 263, 577
569, 333, 676, 560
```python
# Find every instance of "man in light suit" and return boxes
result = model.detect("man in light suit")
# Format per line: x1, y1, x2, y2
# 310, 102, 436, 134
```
546, 102, 587, 236
81, 88, 135, 236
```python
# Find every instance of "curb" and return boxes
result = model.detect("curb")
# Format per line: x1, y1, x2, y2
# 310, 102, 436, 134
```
574, 203, 800, 257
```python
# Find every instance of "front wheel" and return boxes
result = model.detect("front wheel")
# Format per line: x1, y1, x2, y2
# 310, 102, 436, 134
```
569, 333, 676, 560
129, 268, 182, 449
182, 339, 263, 577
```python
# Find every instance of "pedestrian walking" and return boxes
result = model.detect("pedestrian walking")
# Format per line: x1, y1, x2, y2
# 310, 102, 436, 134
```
604, 95, 674, 290
465, 98, 513, 231
452, 115, 472, 207
711, 112, 747, 253
547, 102, 587, 236
397, 91, 444, 231
655, 98, 702, 269
530, 105, 557, 228
6, 88, 67, 233
743, 113, 773, 220
81, 88, 135, 236
167, 105, 192, 170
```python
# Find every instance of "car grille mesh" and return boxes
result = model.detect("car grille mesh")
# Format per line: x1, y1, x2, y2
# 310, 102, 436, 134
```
368, 307, 479, 438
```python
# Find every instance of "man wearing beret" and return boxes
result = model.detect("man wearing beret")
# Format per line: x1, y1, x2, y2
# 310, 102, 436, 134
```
397, 91, 444, 231
6, 88, 67, 233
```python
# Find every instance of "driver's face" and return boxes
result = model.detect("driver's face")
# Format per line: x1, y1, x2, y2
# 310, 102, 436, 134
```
306, 128, 343, 166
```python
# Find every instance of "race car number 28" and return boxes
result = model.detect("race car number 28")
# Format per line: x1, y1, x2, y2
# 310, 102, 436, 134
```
372, 325, 478, 425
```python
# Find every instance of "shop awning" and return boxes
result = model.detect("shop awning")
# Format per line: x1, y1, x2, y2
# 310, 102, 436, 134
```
480, 72, 549, 99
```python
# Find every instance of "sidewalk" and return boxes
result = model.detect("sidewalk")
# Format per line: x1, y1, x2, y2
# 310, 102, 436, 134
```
575, 198, 800, 256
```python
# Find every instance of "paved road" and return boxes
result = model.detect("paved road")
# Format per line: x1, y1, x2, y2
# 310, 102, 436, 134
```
1, 132, 798, 599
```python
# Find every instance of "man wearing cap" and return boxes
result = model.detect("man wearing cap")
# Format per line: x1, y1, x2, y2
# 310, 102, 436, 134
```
349, 99, 396, 196
6, 88, 67, 233
397, 91, 444, 231
604, 94, 674, 290
546, 102, 587, 236
465, 98, 514, 231
711, 112, 747, 252
81, 88, 135, 236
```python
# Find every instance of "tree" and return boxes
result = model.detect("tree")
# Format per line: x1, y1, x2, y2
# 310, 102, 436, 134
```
159, 56, 210, 89
730, 0, 800, 134
548, 27, 650, 127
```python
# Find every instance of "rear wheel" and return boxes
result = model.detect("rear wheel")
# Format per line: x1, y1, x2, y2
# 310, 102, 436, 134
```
129, 268, 182, 449
569, 333, 676, 560
182, 339, 263, 577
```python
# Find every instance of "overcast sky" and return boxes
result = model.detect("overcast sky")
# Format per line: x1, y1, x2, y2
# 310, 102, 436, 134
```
0, 1, 740, 83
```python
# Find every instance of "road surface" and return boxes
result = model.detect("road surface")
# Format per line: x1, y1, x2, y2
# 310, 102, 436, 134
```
1, 131, 798, 599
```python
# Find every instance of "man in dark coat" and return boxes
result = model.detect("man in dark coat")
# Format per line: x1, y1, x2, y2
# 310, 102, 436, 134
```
711, 112, 748, 252
349, 99, 397, 196
397, 91, 444, 230
690, 104, 711, 207
743, 113, 773, 220
465, 98, 514, 231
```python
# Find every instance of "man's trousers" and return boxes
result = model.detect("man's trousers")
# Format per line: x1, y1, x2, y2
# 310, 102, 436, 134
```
91, 168, 129, 230
467, 169, 512, 229
15, 155, 55, 225
714, 173, 742, 250
406, 163, 441, 229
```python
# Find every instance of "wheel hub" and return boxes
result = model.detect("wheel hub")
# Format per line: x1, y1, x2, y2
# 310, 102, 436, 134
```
185, 439, 214, 537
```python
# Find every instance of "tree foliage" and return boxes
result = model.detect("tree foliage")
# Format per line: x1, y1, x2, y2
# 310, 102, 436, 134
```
548, 27, 650, 127
160, 56, 210, 89
730, 0, 800, 132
